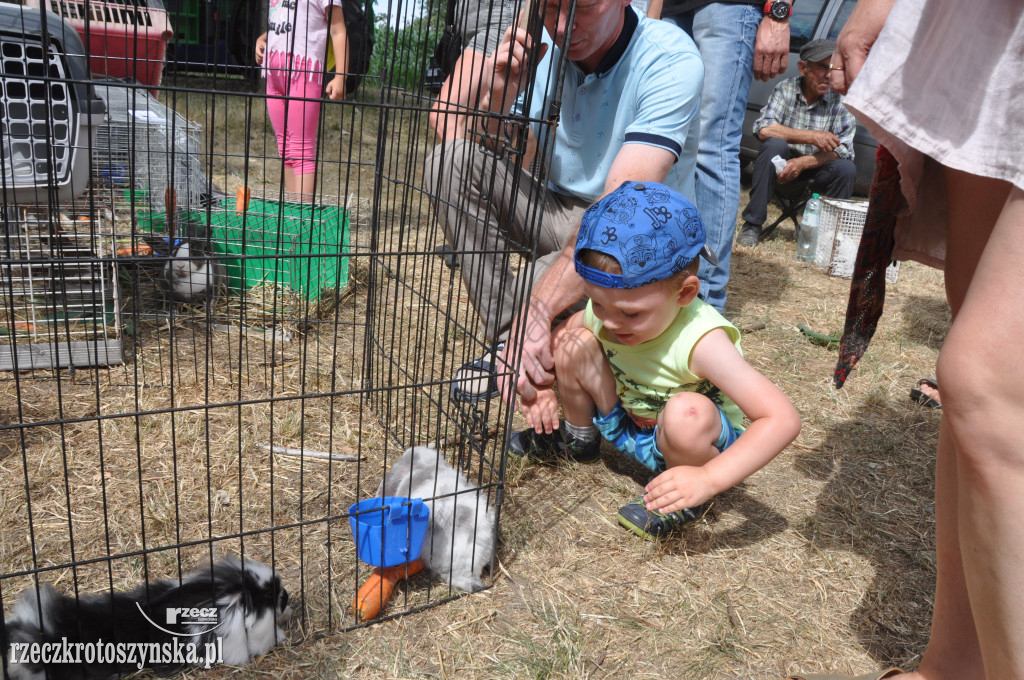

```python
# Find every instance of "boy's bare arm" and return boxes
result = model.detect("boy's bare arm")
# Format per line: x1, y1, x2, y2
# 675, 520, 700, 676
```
645, 329, 801, 513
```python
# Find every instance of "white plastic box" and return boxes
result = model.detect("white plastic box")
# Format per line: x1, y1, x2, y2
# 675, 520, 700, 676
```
814, 197, 900, 283
0, 4, 106, 204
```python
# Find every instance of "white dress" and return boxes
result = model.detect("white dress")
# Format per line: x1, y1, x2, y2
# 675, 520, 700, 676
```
843, 0, 1024, 268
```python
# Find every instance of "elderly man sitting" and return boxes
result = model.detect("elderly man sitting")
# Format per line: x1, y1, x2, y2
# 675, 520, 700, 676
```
737, 38, 857, 247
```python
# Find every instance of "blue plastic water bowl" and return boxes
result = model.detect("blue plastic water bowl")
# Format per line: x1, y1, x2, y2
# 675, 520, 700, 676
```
348, 496, 430, 567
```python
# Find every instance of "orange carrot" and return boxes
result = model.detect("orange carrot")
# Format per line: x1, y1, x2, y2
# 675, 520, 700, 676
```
117, 243, 153, 257
236, 187, 250, 214
351, 558, 425, 621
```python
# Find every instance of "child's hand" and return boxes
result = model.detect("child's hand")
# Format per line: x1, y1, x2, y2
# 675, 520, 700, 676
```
643, 465, 716, 514
254, 33, 268, 66
519, 388, 560, 434
326, 74, 345, 101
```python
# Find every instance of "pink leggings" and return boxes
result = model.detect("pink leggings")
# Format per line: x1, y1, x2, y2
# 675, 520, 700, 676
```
265, 52, 323, 175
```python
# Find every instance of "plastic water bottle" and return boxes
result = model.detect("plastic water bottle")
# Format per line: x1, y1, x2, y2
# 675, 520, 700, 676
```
797, 193, 822, 263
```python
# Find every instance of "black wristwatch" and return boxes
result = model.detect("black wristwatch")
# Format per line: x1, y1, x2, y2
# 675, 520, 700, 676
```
763, 0, 792, 20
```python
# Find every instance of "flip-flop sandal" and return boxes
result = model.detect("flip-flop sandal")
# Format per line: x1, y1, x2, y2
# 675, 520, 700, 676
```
450, 343, 504, 403
785, 668, 903, 680
910, 376, 941, 409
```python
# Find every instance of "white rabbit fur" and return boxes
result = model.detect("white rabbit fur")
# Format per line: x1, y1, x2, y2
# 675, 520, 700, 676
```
375, 446, 495, 592
163, 234, 226, 305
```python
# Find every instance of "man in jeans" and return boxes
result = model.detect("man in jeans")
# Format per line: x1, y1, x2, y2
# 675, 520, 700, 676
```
425, 0, 703, 406
736, 38, 857, 247
658, 0, 791, 311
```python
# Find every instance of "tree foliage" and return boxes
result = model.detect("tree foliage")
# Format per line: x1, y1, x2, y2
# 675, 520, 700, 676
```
368, 1, 445, 90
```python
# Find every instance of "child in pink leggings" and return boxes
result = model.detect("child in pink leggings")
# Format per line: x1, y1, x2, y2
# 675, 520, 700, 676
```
255, 0, 348, 199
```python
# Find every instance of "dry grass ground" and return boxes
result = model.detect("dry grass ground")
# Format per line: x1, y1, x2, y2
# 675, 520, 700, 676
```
252, 233, 944, 680
0, 82, 949, 680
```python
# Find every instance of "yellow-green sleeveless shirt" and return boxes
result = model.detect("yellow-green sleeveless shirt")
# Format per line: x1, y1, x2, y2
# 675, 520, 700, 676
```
583, 297, 745, 429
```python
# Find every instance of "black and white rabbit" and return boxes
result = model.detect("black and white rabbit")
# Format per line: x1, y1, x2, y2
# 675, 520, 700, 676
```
376, 446, 495, 593
2, 556, 290, 680
162, 223, 227, 306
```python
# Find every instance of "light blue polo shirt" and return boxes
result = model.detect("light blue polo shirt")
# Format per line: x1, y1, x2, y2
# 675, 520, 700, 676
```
548, 8, 703, 203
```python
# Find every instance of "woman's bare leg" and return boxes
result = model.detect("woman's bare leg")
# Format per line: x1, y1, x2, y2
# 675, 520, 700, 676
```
937, 173, 1024, 678
880, 172, 1016, 680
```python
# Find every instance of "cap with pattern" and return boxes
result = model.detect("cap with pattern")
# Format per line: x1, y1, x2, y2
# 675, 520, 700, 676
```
574, 181, 717, 289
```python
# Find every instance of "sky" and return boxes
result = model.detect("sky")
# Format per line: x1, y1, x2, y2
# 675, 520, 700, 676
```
372, 0, 426, 28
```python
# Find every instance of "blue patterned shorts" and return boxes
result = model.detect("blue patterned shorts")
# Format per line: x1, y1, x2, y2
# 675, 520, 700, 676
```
593, 401, 741, 472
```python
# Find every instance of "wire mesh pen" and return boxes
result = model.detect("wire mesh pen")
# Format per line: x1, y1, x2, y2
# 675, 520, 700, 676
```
0, 0, 559, 663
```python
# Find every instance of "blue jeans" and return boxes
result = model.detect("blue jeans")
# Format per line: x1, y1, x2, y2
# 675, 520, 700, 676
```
664, 3, 761, 313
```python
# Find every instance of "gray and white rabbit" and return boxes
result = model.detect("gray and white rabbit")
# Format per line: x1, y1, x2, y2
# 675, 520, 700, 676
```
376, 446, 495, 592
163, 225, 227, 306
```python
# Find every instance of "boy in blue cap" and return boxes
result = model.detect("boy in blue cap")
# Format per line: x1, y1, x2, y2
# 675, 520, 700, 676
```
509, 181, 801, 539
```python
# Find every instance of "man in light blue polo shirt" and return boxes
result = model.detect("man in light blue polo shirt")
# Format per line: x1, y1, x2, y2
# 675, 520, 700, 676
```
425, 0, 703, 406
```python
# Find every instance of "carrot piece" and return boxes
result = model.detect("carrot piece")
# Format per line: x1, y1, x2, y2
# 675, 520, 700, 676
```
236, 187, 250, 214
117, 243, 153, 257
351, 558, 425, 621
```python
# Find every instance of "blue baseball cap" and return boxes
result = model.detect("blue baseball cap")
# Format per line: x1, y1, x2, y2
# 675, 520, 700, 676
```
574, 181, 717, 289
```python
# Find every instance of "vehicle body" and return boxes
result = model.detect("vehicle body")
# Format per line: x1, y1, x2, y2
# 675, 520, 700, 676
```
740, 0, 876, 196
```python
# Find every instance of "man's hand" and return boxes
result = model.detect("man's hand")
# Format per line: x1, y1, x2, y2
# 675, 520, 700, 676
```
484, 24, 547, 117
643, 465, 717, 514
777, 157, 808, 183
498, 300, 557, 405
520, 387, 560, 434
806, 130, 840, 153
752, 17, 790, 82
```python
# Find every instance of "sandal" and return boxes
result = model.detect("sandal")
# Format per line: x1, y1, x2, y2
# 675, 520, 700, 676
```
910, 376, 941, 409
433, 244, 459, 269
450, 342, 504, 403
784, 668, 903, 680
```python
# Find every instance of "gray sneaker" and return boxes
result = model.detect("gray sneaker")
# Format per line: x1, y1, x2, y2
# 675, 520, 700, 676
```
616, 496, 711, 539
736, 223, 761, 247
508, 425, 601, 464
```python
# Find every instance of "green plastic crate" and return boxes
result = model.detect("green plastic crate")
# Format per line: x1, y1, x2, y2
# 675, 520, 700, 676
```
209, 198, 350, 301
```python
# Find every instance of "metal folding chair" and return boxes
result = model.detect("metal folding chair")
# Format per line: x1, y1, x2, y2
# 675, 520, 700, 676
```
760, 178, 817, 241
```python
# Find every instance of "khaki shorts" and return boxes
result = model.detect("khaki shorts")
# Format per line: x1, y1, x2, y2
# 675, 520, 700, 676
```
456, 0, 519, 55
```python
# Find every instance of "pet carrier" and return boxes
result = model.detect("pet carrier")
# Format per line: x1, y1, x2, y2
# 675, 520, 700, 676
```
25, 0, 174, 92
0, 4, 106, 204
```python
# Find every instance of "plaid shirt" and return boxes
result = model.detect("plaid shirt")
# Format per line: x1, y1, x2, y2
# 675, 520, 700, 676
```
752, 76, 857, 160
